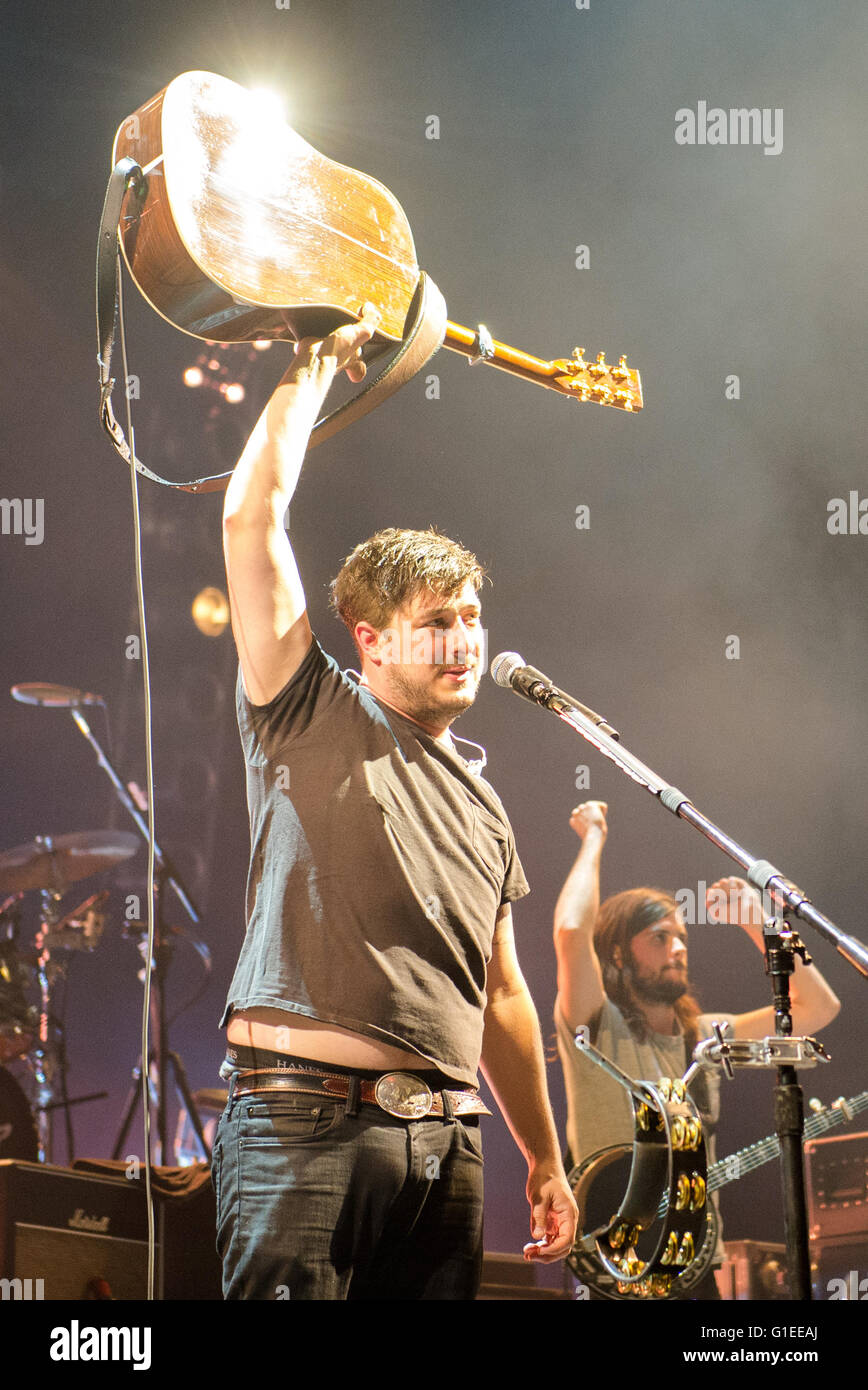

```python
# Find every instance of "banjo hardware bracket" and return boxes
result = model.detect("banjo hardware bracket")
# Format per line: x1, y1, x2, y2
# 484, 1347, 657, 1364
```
691, 1020, 831, 1080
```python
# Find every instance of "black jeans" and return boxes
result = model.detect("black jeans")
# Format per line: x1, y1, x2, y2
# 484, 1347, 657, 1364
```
212, 1088, 485, 1300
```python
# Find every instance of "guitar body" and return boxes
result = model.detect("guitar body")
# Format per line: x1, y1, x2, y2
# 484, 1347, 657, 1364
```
113, 71, 420, 345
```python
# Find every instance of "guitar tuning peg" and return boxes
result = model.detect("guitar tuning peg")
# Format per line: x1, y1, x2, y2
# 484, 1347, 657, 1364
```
808, 1097, 823, 1113
611, 355, 630, 383
571, 347, 587, 365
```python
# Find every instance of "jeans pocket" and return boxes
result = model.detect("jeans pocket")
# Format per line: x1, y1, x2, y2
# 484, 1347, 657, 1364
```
238, 1098, 343, 1147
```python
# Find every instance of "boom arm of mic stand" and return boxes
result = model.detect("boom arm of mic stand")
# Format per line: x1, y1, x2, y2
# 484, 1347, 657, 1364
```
545, 701, 868, 981
68, 708, 201, 926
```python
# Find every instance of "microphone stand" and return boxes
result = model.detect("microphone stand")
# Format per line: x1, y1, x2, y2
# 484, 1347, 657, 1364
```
65, 707, 211, 1164
497, 662, 868, 1300
762, 919, 813, 1301
508, 674, 868, 979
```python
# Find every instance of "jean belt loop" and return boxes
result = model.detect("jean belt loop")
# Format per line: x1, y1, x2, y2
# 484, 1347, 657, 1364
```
345, 1073, 361, 1119
441, 1088, 454, 1121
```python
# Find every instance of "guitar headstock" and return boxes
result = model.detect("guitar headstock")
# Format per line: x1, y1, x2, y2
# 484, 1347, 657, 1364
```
550, 348, 643, 412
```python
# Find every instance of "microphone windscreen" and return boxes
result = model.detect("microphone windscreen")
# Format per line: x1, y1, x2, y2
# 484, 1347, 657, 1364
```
490, 651, 525, 688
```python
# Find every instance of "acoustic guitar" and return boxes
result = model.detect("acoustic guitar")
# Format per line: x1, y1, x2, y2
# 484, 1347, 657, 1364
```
111, 71, 643, 415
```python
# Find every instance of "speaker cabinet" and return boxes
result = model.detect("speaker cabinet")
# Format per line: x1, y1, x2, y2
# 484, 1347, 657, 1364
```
806, 1129, 868, 1242
0, 1159, 221, 1300
717, 1238, 789, 1300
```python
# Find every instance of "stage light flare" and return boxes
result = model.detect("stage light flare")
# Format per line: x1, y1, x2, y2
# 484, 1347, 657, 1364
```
191, 587, 231, 637
249, 87, 288, 128
183, 366, 204, 388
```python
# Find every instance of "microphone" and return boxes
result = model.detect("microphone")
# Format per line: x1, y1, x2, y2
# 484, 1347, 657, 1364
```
10, 683, 106, 708
490, 652, 554, 704
490, 652, 619, 739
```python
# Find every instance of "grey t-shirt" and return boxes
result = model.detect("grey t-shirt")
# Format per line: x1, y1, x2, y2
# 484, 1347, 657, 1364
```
221, 637, 529, 1085
555, 998, 736, 1168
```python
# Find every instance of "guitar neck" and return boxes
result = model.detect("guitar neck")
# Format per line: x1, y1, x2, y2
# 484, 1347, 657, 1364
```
707, 1090, 868, 1197
443, 320, 643, 413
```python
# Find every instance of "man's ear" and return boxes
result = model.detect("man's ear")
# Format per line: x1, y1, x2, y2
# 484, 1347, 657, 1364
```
354, 620, 381, 667
612, 945, 623, 970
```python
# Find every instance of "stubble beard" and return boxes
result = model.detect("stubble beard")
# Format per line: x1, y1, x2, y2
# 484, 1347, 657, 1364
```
386, 665, 479, 730
626, 964, 690, 1007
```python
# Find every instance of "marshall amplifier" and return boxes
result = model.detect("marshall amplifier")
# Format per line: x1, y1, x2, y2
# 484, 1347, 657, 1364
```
0, 1159, 221, 1300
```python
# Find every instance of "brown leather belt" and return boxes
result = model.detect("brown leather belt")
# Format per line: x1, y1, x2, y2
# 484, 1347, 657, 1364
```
228, 1066, 490, 1119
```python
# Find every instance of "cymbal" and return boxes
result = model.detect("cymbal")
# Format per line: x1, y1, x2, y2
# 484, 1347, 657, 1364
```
0, 830, 140, 894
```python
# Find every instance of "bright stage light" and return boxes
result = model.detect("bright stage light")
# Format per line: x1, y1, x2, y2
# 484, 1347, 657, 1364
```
249, 88, 288, 127
191, 587, 230, 637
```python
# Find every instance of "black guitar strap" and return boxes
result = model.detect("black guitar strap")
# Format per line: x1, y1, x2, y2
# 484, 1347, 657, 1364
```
95, 159, 447, 494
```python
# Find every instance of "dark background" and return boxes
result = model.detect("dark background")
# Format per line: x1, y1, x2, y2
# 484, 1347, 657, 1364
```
1, 0, 866, 1285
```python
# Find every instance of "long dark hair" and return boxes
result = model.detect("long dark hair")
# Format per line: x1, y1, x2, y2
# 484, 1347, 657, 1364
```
594, 888, 702, 1047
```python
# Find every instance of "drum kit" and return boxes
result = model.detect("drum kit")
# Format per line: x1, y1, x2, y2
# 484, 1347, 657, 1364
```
0, 829, 140, 1164
2, 682, 215, 1171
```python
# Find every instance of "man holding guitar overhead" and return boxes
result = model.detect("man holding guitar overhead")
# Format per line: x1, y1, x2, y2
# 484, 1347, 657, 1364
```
553, 801, 840, 1298
212, 306, 577, 1299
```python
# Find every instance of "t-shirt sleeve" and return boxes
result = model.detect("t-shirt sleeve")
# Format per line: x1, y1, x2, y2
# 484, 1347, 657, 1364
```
237, 636, 348, 762
501, 834, 530, 906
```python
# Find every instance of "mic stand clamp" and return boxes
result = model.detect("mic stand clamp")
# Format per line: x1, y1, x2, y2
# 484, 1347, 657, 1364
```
688, 921, 829, 1302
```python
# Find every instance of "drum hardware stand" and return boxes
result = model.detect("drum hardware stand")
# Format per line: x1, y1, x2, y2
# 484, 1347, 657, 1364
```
32, 888, 75, 1164
60, 702, 210, 1165
111, 865, 212, 1164
28, 887, 113, 1164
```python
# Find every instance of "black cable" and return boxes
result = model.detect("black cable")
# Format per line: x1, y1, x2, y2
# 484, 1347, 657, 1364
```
116, 265, 158, 1302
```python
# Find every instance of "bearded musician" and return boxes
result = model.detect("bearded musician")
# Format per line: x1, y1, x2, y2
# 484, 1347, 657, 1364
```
553, 800, 840, 1297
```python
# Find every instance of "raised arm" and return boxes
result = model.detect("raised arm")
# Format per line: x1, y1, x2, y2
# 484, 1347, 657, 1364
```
705, 877, 841, 1038
553, 801, 609, 1029
222, 308, 379, 705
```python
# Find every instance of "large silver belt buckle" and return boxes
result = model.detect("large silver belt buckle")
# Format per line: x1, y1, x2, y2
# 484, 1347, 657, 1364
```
373, 1072, 433, 1119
